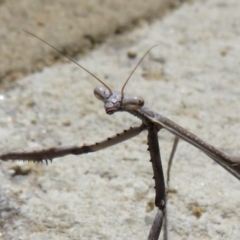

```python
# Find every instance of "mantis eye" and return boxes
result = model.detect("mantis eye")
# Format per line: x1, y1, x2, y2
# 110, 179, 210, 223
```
122, 96, 144, 109
94, 86, 111, 101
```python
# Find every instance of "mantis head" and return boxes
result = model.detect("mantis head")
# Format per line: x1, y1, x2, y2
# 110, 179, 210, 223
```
94, 86, 144, 114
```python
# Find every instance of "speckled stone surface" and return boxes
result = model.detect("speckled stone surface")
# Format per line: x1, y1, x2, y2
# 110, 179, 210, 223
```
0, 0, 240, 239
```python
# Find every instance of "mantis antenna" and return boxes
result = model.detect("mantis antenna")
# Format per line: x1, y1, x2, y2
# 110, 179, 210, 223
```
120, 45, 158, 101
23, 30, 157, 100
23, 30, 113, 95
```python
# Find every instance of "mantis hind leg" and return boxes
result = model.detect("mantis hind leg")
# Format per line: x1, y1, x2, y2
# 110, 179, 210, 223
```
164, 136, 179, 240
167, 136, 179, 186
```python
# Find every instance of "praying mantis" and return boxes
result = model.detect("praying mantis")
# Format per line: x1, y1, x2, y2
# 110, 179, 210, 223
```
0, 31, 240, 240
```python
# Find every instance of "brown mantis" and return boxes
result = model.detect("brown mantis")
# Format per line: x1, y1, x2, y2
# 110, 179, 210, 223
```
1, 31, 240, 240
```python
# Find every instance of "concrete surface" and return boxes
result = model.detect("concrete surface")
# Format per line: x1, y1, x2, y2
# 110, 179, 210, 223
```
0, 0, 183, 83
0, 0, 240, 239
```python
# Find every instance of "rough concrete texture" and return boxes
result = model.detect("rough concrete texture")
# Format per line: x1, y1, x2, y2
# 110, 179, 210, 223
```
0, 0, 183, 83
0, 0, 240, 239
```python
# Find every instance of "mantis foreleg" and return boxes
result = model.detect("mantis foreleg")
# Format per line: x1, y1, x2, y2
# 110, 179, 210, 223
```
0, 125, 146, 162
